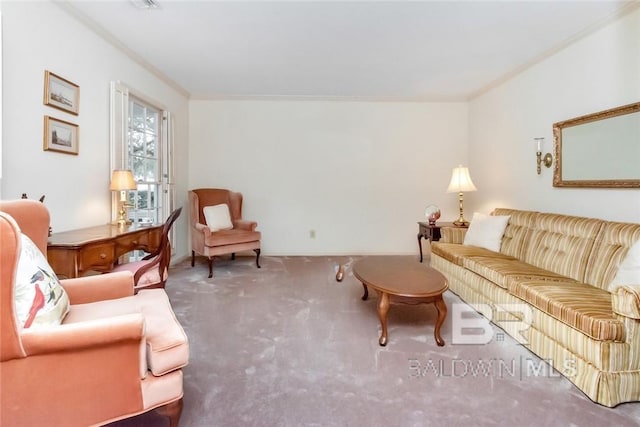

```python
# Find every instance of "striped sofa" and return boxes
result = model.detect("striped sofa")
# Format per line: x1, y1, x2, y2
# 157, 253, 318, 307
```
430, 208, 640, 407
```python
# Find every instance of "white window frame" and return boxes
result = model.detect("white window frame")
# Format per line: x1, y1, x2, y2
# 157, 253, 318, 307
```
110, 81, 175, 244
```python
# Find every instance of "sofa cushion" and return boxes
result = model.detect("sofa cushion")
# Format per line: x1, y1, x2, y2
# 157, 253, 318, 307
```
523, 212, 603, 283
509, 280, 624, 342
204, 229, 261, 247
464, 256, 574, 289
15, 233, 70, 329
431, 242, 514, 266
585, 221, 640, 291
463, 212, 510, 252
492, 208, 537, 259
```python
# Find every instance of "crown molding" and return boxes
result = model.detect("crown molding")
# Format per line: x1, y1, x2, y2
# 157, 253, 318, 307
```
54, 0, 191, 99
189, 94, 467, 103
468, 1, 640, 101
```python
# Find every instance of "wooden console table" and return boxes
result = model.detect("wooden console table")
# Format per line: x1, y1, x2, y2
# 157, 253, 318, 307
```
417, 221, 467, 263
47, 223, 162, 278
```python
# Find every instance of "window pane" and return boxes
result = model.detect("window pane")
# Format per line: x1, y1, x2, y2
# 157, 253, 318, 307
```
146, 113, 157, 135
131, 103, 145, 131
145, 134, 156, 157
130, 130, 145, 156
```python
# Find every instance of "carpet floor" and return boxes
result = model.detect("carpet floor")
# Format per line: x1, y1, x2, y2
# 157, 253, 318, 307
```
110, 255, 640, 427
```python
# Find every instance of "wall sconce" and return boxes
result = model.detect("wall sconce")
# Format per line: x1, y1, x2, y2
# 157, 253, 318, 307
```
109, 169, 137, 226
446, 165, 477, 226
534, 137, 553, 175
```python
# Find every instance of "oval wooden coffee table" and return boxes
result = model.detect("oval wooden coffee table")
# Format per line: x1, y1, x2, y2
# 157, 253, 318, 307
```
352, 257, 448, 347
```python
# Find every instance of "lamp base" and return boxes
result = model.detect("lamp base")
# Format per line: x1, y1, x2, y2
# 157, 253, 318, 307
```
453, 219, 470, 227
114, 203, 132, 226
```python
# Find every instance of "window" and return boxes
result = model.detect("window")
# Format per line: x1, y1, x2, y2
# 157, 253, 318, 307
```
128, 96, 162, 225
110, 82, 175, 260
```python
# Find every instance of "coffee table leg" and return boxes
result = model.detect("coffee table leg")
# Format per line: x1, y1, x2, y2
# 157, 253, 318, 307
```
377, 292, 390, 346
434, 295, 447, 346
361, 283, 369, 301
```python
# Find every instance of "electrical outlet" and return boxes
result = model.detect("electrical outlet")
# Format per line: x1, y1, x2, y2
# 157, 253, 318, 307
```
309, 230, 316, 239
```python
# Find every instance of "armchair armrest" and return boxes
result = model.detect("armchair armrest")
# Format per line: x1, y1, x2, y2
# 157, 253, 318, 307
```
441, 226, 467, 244
234, 220, 257, 231
61, 271, 135, 305
21, 313, 148, 382
195, 222, 212, 237
612, 285, 640, 319
21, 313, 145, 355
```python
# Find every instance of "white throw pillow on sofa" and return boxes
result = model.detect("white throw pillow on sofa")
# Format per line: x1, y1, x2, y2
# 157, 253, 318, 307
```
609, 240, 640, 291
203, 204, 234, 232
463, 212, 511, 252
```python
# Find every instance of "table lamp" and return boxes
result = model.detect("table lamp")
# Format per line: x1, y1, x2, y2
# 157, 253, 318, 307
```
446, 165, 477, 226
110, 169, 137, 226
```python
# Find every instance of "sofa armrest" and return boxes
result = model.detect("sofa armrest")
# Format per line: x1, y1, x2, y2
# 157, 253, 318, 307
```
234, 220, 257, 231
61, 271, 135, 304
441, 226, 467, 244
612, 285, 640, 319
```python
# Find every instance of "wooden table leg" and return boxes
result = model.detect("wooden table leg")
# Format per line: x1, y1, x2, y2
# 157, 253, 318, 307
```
417, 232, 424, 263
434, 295, 447, 346
377, 291, 390, 346
361, 283, 369, 301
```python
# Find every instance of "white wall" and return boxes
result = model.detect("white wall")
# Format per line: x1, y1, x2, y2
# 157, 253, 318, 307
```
0, 1, 190, 258
189, 100, 468, 255
469, 8, 640, 222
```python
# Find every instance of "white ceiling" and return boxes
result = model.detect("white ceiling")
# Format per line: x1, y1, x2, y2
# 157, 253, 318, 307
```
62, 0, 636, 101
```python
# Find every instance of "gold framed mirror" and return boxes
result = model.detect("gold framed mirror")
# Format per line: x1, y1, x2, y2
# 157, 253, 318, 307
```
553, 102, 640, 188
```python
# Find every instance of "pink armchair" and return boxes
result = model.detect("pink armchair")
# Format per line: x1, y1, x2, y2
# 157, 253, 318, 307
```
0, 200, 188, 426
189, 188, 261, 278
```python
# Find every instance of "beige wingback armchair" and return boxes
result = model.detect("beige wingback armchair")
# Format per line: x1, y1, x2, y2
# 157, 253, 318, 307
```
189, 188, 261, 278
0, 199, 188, 426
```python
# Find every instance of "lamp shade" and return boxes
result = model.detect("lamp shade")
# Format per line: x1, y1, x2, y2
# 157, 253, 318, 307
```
446, 165, 477, 193
109, 170, 137, 191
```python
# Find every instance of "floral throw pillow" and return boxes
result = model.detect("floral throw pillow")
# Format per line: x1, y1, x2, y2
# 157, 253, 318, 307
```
14, 233, 70, 328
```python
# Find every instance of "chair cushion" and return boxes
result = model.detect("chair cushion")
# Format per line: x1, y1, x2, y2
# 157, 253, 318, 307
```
64, 289, 188, 376
111, 259, 166, 287
203, 204, 233, 232
134, 290, 189, 376
205, 229, 261, 247
14, 233, 69, 328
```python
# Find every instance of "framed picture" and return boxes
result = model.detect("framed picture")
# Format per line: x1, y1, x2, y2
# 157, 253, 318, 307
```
43, 116, 79, 155
43, 70, 79, 115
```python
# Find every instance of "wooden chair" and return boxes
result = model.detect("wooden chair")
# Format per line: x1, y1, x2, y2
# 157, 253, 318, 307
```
189, 189, 261, 278
112, 207, 182, 292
